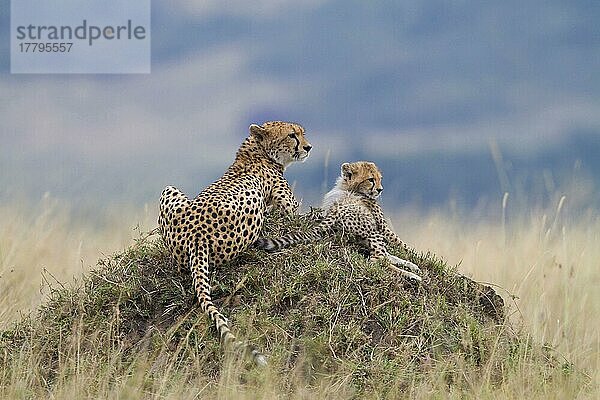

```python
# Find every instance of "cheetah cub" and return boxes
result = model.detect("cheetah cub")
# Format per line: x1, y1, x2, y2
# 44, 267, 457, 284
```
256, 161, 422, 281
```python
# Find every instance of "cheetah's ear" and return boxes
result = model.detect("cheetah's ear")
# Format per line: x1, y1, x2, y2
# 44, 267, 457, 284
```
249, 124, 266, 141
341, 163, 352, 179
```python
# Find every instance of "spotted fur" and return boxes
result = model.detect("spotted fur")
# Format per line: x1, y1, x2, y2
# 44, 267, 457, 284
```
256, 161, 422, 281
158, 121, 312, 366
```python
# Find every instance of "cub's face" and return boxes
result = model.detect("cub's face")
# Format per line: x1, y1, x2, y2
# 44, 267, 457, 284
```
340, 161, 384, 199
250, 121, 312, 167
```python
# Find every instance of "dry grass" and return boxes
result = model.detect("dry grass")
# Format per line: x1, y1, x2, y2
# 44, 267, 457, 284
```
396, 202, 599, 380
0, 195, 155, 324
0, 195, 598, 399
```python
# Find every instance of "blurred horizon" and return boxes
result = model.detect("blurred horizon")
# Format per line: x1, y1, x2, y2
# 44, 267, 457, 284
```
1, 0, 599, 214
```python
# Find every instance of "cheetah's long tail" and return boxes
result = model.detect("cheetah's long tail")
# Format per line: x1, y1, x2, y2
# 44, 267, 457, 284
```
189, 244, 267, 368
255, 230, 321, 252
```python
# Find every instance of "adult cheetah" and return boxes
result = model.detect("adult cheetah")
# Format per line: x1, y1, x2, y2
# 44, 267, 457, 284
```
256, 161, 422, 281
158, 121, 312, 366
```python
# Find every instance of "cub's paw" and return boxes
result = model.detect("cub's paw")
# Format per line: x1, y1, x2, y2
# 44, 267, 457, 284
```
389, 265, 422, 282
388, 255, 421, 273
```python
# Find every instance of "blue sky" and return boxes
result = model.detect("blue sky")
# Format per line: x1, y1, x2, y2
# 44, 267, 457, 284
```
1, 0, 599, 211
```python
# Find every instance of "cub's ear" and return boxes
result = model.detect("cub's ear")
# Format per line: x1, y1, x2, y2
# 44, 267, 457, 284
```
249, 124, 266, 141
341, 163, 352, 179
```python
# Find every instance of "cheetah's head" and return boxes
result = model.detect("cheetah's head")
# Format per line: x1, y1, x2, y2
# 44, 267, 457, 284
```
249, 121, 312, 167
340, 161, 384, 200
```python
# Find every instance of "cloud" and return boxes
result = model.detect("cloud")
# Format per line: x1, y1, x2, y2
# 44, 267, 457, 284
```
0, 44, 305, 169
168, 0, 328, 19
318, 97, 600, 159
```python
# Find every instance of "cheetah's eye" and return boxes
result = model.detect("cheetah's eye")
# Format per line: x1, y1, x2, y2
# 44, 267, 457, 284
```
288, 133, 295, 138
368, 178, 375, 183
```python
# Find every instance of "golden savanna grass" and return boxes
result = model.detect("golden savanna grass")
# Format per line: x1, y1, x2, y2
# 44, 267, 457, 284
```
0, 195, 598, 399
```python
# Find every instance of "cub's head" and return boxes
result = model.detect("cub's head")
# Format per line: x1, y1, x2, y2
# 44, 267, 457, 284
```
339, 161, 384, 199
249, 121, 312, 167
